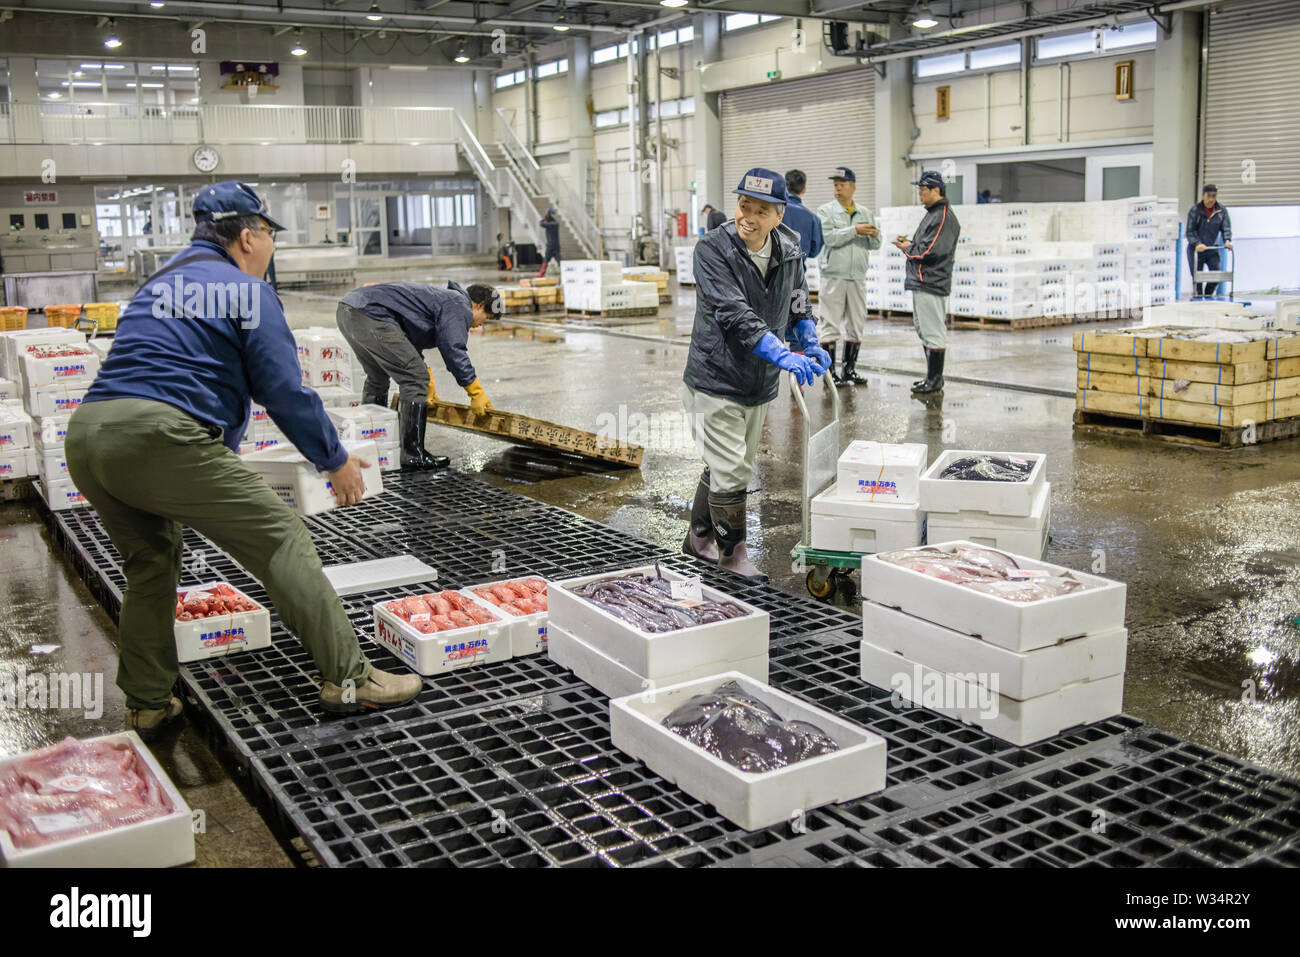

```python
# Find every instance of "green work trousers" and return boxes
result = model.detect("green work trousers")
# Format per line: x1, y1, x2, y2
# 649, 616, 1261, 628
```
65, 398, 371, 710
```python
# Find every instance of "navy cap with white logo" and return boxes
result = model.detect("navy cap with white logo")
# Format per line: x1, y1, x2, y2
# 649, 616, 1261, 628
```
192, 181, 286, 232
911, 170, 945, 189
1202, 184, 1218, 194
828, 167, 856, 183
733, 168, 787, 205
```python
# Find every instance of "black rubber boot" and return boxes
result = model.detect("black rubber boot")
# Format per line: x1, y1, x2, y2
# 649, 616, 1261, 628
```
710, 494, 767, 581
913, 348, 930, 390
682, 470, 718, 562
912, 348, 945, 395
843, 341, 867, 386
399, 400, 449, 470
826, 341, 847, 386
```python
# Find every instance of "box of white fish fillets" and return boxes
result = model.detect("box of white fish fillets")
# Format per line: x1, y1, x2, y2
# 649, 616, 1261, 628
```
372, 590, 512, 675
461, 577, 550, 656
918, 450, 1045, 517
610, 672, 887, 831
0, 731, 196, 868
860, 541, 1126, 653
550, 564, 769, 678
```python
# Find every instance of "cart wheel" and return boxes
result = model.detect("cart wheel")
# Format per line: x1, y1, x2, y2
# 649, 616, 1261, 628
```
833, 570, 859, 605
806, 568, 835, 602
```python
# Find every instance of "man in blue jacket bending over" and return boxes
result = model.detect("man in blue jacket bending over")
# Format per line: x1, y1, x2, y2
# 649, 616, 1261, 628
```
66, 182, 422, 738
682, 168, 831, 579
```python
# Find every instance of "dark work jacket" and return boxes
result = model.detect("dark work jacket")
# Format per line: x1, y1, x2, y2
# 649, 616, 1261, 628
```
1186, 202, 1232, 248
903, 199, 961, 296
683, 221, 808, 407
782, 194, 825, 259
706, 209, 727, 231
540, 218, 560, 250
340, 280, 476, 387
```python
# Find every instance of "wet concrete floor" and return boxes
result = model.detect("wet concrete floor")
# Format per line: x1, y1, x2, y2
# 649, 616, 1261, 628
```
2, 265, 1297, 866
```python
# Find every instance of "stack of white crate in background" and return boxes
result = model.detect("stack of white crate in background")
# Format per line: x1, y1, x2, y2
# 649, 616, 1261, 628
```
16, 337, 99, 508
240, 403, 287, 455
858, 541, 1128, 745
562, 260, 659, 313
805, 256, 821, 300
674, 245, 696, 286
810, 441, 928, 553
293, 327, 355, 402
622, 266, 670, 302
919, 451, 1050, 558
326, 404, 400, 471
0, 405, 36, 484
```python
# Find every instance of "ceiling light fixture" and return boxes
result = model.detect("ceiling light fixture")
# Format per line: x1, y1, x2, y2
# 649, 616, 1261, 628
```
290, 28, 307, 56
104, 19, 123, 49
454, 41, 470, 64
912, 3, 939, 29
553, 3, 570, 31
150, 1, 165, 8
366, 3, 384, 21
660, 0, 689, 7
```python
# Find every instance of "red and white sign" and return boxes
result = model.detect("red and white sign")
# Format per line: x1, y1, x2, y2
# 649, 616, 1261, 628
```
23, 191, 58, 205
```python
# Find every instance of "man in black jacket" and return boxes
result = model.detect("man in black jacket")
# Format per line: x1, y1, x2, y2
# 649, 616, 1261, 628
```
894, 170, 961, 395
701, 203, 727, 232
682, 168, 830, 579
1185, 185, 1233, 297
536, 208, 561, 278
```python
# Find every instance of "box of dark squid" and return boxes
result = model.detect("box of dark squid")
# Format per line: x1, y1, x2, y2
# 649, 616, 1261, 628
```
918, 449, 1046, 517
549, 564, 769, 679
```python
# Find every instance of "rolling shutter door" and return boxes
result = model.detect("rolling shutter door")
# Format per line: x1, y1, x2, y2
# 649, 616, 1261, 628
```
1202, 0, 1300, 204
721, 69, 876, 213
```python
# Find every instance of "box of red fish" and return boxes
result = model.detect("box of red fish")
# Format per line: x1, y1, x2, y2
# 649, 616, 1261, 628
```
550, 564, 769, 678
860, 541, 1127, 652
463, 577, 550, 656
18, 345, 101, 389
0, 732, 195, 868
372, 590, 513, 675
918, 449, 1046, 518
174, 582, 272, 663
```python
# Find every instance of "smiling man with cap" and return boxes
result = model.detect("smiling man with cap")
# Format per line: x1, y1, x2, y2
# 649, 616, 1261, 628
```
816, 166, 881, 386
681, 167, 830, 579
65, 181, 422, 738
894, 169, 961, 395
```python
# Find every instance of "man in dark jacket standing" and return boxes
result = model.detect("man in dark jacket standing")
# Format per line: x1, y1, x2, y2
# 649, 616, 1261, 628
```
537, 208, 561, 278
66, 182, 421, 735
337, 280, 497, 470
682, 168, 830, 579
894, 170, 961, 395
701, 203, 727, 232
781, 170, 824, 259
1185, 185, 1233, 297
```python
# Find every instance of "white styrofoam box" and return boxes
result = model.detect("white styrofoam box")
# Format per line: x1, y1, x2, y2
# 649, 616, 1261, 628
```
610, 672, 887, 831
0, 406, 33, 451
374, 441, 400, 472
248, 402, 272, 426
294, 330, 351, 368
462, 578, 550, 656
887, 295, 912, 312
0, 447, 36, 480
86, 337, 113, 361
862, 600, 1127, 701
0, 731, 195, 868
32, 413, 70, 451
241, 438, 383, 516
549, 622, 767, 700
918, 450, 1045, 518
316, 387, 363, 408
39, 477, 89, 510
27, 383, 88, 418
372, 599, 512, 675
858, 642, 1124, 746
36, 447, 67, 482
0, 377, 17, 402
860, 540, 1127, 652
302, 363, 354, 391
835, 440, 928, 503
925, 481, 1050, 558
811, 490, 924, 554
321, 555, 439, 597
1, 329, 84, 381
19, 346, 100, 389
242, 421, 287, 453
326, 403, 398, 447
550, 564, 769, 677
174, 582, 273, 663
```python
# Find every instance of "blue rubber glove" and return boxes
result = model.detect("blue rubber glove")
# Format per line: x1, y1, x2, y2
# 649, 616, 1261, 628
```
753, 331, 822, 387
791, 319, 832, 374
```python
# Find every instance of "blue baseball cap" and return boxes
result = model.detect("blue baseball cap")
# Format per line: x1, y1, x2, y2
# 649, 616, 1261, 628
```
911, 170, 945, 189
828, 167, 856, 183
732, 168, 787, 205
193, 181, 286, 231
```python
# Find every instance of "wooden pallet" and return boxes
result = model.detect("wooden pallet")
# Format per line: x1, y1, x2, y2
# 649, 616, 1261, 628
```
417, 399, 643, 467
953, 314, 1076, 330
566, 307, 658, 319
501, 304, 537, 316
0, 477, 36, 502
1073, 409, 1300, 449
872, 309, 914, 323
659, 294, 673, 304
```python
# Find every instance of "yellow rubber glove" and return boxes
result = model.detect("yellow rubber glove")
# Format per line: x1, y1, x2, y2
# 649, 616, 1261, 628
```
426, 367, 439, 404
465, 378, 493, 416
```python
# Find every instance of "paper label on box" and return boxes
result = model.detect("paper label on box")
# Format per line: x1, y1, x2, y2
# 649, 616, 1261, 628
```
445, 637, 490, 662
48, 774, 111, 795
32, 808, 99, 836
670, 577, 703, 601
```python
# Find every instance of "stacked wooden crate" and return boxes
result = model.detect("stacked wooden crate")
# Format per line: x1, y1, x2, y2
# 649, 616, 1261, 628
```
622, 267, 671, 303
1074, 328, 1300, 446
498, 286, 536, 315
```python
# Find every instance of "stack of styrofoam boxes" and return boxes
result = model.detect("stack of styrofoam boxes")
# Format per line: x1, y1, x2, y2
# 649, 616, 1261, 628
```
240, 403, 287, 455
561, 259, 626, 312
858, 541, 1128, 745
32, 411, 71, 495
919, 450, 1049, 558
294, 327, 354, 394
804, 255, 821, 297
327, 404, 400, 472
18, 340, 100, 509
674, 244, 696, 286
0, 406, 36, 483
623, 266, 670, 301
0, 374, 20, 406
810, 441, 928, 554
547, 564, 771, 699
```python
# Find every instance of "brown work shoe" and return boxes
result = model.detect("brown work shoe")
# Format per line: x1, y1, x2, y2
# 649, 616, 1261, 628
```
319, 667, 423, 714
126, 696, 184, 743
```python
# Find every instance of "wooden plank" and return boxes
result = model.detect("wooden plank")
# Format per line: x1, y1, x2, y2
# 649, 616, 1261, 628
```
1076, 389, 1300, 427
1269, 334, 1300, 359
1145, 336, 1267, 365
1076, 352, 1148, 377
1073, 330, 1147, 357
1140, 355, 1269, 385
1077, 370, 1300, 407
422, 400, 643, 467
